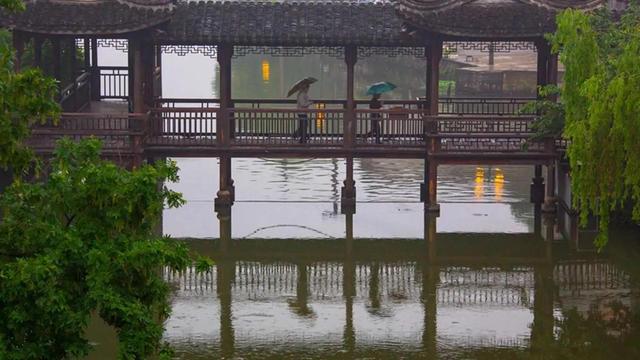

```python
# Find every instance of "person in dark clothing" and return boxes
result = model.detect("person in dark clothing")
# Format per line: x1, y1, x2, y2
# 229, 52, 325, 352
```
369, 93, 382, 144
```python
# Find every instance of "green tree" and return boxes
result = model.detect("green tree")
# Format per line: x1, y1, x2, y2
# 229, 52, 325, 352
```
550, 6, 640, 247
0, 139, 210, 359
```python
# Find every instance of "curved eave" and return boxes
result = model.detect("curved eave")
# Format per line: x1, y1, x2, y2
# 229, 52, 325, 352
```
1, 2, 173, 36
396, 1, 557, 40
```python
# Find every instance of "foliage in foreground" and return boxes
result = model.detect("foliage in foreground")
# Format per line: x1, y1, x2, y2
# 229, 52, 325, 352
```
549, 6, 640, 247
0, 139, 211, 359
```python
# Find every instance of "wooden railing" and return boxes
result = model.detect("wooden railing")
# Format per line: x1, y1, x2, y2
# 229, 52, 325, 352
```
355, 108, 425, 146
147, 108, 217, 146
30, 107, 554, 158
232, 108, 345, 146
28, 113, 145, 155
99, 66, 129, 100
431, 115, 544, 153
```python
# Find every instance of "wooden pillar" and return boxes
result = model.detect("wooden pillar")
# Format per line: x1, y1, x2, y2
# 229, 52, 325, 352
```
83, 38, 91, 71
344, 46, 357, 148
33, 38, 43, 70
131, 39, 155, 113
425, 160, 439, 214
11, 31, 24, 72
52, 38, 61, 82
215, 44, 235, 210
215, 155, 234, 210
90, 38, 100, 100
217, 44, 233, 144
424, 40, 442, 215
536, 39, 550, 96
426, 39, 442, 117
154, 45, 162, 98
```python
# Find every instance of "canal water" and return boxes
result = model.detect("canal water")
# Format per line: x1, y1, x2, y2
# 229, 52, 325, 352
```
87, 49, 640, 359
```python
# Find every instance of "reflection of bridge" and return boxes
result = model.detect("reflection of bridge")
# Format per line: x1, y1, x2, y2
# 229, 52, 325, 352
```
161, 234, 633, 358
164, 260, 629, 307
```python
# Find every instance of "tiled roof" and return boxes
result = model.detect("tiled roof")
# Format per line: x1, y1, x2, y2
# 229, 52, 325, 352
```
1, 0, 606, 42
157, 1, 419, 46
0, 0, 173, 35
397, 0, 607, 39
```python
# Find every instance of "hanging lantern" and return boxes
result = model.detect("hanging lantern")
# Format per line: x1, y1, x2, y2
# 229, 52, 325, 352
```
261, 59, 270, 82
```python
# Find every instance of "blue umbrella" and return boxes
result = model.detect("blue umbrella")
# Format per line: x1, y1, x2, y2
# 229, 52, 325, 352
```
366, 81, 397, 96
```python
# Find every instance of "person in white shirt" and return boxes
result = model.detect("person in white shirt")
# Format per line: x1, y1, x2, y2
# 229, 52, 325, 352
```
296, 84, 312, 143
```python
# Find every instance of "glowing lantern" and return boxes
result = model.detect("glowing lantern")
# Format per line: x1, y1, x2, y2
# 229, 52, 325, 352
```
261, 59, 270, 82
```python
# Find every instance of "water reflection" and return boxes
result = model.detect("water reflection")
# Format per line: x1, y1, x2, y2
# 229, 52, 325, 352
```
160, 214, 639, 359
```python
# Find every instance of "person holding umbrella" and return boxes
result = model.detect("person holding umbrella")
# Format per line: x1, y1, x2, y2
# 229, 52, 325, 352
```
366, 81, 396, 144
288, 77, 317, 144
